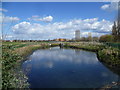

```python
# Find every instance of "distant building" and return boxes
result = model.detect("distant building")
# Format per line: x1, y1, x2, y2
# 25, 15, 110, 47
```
88, 32, 92, 37
88, 32, 92, 41
75, 30, 80, 40
54, 38, 69, 42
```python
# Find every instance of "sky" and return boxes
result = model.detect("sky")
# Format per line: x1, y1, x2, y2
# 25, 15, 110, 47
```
1, 2, 118, 40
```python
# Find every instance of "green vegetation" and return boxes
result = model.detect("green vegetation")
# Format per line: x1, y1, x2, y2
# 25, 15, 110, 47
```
99, 35, 113, 42
112, 21, 120, 42
98, 47, 120, 67
2, 42, 50, 88
51, 43, 59, 47
64, 42, 105, 51
1, 41, 120, 88
64, 42, 120, 68
104, 42, 120, 49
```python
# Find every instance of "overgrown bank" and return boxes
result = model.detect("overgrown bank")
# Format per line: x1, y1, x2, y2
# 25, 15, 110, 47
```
64, 42, 120, 68
2, 42, 120, 88
2, 42, 50, 88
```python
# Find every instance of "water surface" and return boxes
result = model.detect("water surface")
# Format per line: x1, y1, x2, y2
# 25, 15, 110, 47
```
22, 47, 120, 88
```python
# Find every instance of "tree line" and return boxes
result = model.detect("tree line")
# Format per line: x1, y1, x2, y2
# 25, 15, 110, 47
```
99, 20, 120, 43
72, 20, 120, 42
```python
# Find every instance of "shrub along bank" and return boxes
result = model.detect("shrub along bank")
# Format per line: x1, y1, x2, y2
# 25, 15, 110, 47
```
64, 42, 120, 68
2, 43, 50, 88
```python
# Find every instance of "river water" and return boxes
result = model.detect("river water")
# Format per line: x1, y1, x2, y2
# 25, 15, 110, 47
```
22, 47, 120, 88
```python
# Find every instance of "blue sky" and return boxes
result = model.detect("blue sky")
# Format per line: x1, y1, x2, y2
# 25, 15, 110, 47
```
3, 2, 116, 21
1, 2, 118, 40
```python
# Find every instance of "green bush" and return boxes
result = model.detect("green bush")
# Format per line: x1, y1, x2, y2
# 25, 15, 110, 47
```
2, 43, 50, 88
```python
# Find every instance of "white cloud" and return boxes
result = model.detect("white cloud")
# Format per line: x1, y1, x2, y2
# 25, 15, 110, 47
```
42, 16, 53, 22
101, 4, 110, 10
3, 16, 20, 22
11, 18, 113, 40
0, 13, 20, 23
28, 15, 53, 22
1, 14, 20, 40
0, 8, 8, 12
101, 2, 118, 11
81, 32, 107, 37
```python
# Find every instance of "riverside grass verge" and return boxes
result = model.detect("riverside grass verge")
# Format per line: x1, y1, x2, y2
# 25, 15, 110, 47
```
2, 42, 120, 88
64, 42, 120, 68
2, 42, 51, 89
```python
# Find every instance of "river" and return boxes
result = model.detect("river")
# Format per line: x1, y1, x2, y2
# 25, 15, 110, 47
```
22, 47, 120, 88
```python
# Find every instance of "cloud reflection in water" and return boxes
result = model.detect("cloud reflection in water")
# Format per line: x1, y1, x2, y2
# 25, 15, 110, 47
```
22, 47, 119, 88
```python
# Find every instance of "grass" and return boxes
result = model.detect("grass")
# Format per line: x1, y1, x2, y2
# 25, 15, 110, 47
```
2, 42, 51, 88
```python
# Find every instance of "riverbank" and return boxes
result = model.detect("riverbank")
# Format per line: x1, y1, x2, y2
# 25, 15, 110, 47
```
2, 42, 51, 88
2, 42, 120, 88
64, 42, 120, 68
